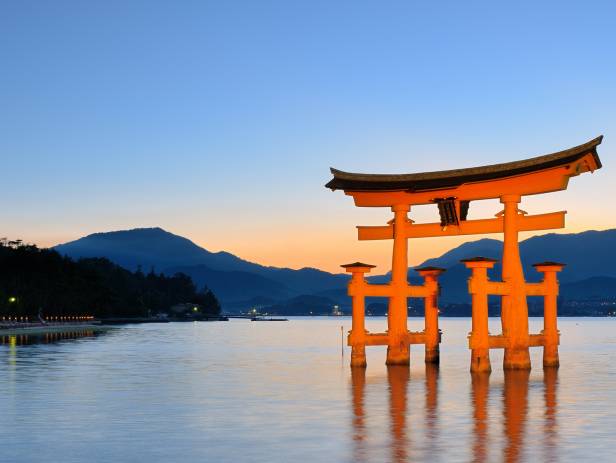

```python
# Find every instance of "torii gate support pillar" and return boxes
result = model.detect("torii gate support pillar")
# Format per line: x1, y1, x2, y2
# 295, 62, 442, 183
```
344, 263, 375, 368
501, 195, 531, 370
533, 262, 565, 368
416, 267, 445, 364
386, 204, 411, 366
464, 257, 497, 373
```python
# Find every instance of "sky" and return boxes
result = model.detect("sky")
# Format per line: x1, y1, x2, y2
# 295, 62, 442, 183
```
1, 1, 615, 274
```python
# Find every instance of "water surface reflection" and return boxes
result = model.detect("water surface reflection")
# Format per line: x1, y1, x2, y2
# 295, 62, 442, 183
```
2, 319, 613, 463
388, 366, 410, 462
503, 370, 531, 463
352, 365, 559, 463
351, 367, 367, 462
0, 330, 99, 346
471, 372, 489, 462
543, 367, 558, 463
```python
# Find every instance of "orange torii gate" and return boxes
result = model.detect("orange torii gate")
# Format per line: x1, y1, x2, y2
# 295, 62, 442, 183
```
326, 136, 603, 370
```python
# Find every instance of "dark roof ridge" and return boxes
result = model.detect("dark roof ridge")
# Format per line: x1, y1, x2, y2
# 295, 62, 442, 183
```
326, 136, 602, 191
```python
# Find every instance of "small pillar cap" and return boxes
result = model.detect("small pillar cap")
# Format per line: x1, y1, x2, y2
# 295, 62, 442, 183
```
414, 266, 446, 275
460, 256, 498, 263
533, 261, 566, 271
341, 262, 376, 273
460, 256, 498, 268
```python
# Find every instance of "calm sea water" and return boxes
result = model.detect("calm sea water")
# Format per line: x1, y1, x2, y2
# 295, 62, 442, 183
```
1, 317, 615, 463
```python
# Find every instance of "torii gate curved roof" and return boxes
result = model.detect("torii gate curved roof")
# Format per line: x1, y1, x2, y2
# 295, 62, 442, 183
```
326, 136, 602, 192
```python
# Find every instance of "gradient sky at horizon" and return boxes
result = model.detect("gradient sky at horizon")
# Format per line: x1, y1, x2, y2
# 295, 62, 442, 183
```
1, 1, 615, 274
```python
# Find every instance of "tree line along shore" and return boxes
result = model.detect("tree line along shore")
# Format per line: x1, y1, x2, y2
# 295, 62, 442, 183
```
0, 240, 221, 321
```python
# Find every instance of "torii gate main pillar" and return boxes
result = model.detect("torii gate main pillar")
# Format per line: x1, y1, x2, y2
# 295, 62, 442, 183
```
387, 204, 411, 365
501, 194, 531, 370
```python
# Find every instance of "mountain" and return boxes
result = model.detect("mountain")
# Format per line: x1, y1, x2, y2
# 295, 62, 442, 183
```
54, 227, 616, 313
518, 230, 616, 282
421, 229, 616, 282
420, 238, 503, 269
54, 227, 263, 274
55, 228, 347, 305
560, 276, 616, 300
165, 264, 293, 302
417, 229, 616, 303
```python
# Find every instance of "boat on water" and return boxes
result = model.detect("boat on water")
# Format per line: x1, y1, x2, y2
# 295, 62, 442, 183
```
250, 317, 288, 322
330, 305, 344, 316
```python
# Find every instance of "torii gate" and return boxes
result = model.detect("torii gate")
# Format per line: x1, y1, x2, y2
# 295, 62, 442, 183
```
326, 136, 602, 370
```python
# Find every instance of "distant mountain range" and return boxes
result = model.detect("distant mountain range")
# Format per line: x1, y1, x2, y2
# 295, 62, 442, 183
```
418, 230, 616, 303
54, 228, 347, 307
54, 227, 616, 313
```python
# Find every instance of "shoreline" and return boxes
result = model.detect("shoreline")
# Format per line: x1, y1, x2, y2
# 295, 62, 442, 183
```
0, 323, 113, 336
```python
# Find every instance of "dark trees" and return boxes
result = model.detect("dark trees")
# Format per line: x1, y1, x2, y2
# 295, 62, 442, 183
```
0, 242, 221, 318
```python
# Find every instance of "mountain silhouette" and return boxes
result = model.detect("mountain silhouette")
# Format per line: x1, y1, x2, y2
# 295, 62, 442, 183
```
560, 276, 616, 300
54, 228, 346, 304
417, 229, 616, 303
54, 227, 262, 273
54, 227, 616, 310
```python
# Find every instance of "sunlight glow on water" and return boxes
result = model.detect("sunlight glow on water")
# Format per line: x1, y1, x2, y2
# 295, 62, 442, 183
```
1, 318, 615, 462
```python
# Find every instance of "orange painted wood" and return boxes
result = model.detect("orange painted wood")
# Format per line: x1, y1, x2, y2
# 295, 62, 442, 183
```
357, 211, 565, 241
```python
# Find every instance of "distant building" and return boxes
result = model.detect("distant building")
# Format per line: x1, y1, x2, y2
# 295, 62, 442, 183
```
169, 303, 202, 318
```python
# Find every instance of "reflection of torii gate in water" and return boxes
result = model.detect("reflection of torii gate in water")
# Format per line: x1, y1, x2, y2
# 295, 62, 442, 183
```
350, 365, 558, 462
326, 136, 603, 370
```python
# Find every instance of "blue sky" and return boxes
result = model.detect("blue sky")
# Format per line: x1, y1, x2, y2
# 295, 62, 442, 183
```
1, 1, 615, 272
